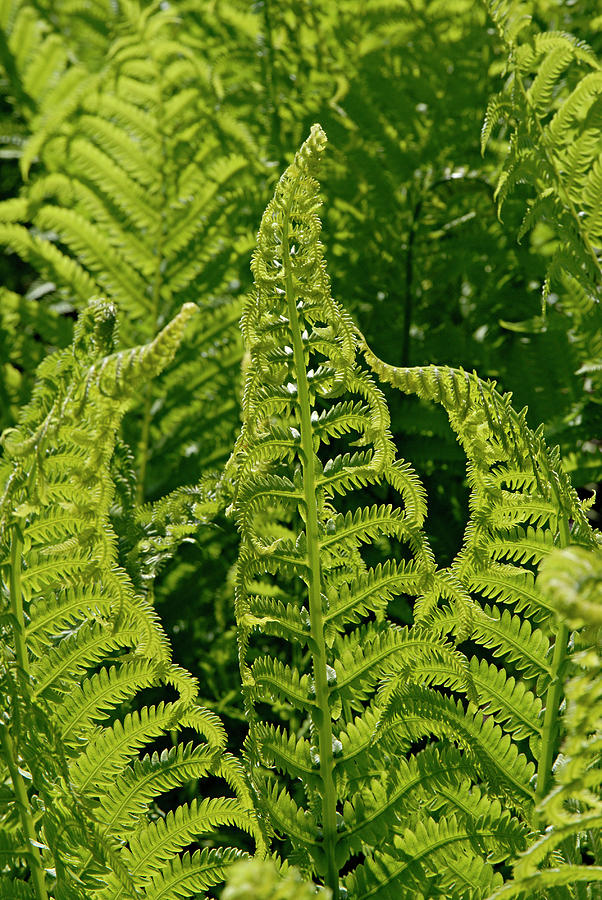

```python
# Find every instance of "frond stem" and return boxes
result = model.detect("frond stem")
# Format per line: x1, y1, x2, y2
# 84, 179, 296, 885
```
0, 726, 49, 900
401, 196, 422, 366
10, 526, 29, 689
283, 197, 339, 898
4, 528, 49, 900
260, 0, 284, 168
536, 510, 571, 804
536, 620, 569, 803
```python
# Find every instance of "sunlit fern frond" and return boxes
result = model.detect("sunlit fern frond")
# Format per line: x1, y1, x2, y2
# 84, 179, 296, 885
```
484, 546, 602, 899
0, 300, 264, 899
361, 352, 597, 886
226, 124, 527, 900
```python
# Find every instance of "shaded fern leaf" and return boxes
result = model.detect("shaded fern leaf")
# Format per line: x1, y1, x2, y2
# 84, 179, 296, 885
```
0, 1, 257, 503
482, 0, 602, 482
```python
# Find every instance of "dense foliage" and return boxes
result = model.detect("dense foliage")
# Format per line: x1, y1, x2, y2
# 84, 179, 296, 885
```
0, 1, 600, 899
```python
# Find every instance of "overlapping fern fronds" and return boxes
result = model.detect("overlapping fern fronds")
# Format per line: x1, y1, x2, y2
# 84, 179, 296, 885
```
0, 0, 257, 501
0, 287, 72, 433
0, 0, 94, 424
486, 544, 602, 899
227, 124, 528, 900
481, 0, 602, 479
0, 0, 83, 131
361, 352, 598, 893
482, 0, 602, 308
0, 300, 264, 900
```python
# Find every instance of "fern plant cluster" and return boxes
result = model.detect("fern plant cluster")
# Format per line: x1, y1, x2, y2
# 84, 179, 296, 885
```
0, 1, 601, 899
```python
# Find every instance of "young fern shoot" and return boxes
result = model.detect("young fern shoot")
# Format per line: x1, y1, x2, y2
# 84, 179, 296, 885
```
226, 126, 524, 900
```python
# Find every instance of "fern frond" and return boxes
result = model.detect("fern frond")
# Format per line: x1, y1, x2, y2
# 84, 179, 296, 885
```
0, 300, 262, 898
0, 880, 35, 900
98, 797, 257, 899
144, 847, 249, 900
468, 657, 542, 743
486, 865, 602, 899
0, 1, 258, 505
378, 686, 535, 806
229, 125, 525, 897
361, 345, 600, 887
470, 604, 551, 678
487, 544, 602, 898
482, 0, 602, 460
98, 741, 217, 831
346, 811, 512, 900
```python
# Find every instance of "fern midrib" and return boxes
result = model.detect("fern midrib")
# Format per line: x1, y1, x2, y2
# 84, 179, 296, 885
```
282, 194, 339, 898
10, 527, 30, 689
536, 618, 569, 802
4, 528, 49, 900
535, 509, 571, 804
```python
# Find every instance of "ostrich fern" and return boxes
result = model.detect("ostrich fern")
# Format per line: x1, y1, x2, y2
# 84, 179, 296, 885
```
0, 3, 601, 896
0, 0, 255, 499
225, 124, 599, 900
0, 301, 264, 900
0, 113, 598, 900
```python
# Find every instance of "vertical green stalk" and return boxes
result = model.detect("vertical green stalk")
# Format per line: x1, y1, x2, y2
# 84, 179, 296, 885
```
4, 529, 49, 900
282, 204, 340, 898
536, 621, 569, 801
536, 510, 571, 802
10, 528, 29, 689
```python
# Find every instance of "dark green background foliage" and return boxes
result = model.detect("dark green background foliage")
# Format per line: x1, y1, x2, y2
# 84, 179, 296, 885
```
0, 1, 601, 898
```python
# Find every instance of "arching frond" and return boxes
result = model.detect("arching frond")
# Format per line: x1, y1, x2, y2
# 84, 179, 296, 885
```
0, 300, 263, 899
227, 125, 525, 898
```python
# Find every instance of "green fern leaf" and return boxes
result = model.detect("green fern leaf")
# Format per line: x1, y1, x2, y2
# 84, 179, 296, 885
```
0, 300, 263, 898
228, 125, 528, 897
